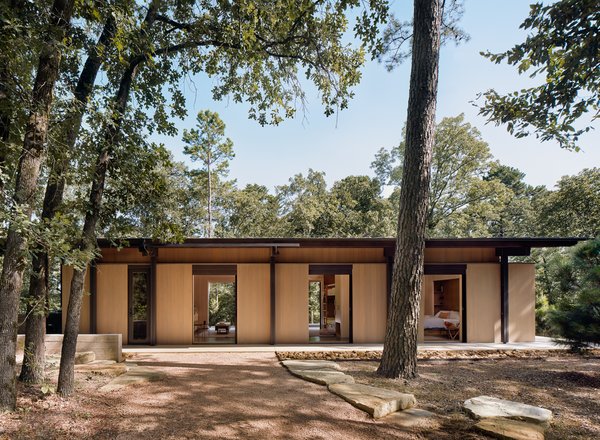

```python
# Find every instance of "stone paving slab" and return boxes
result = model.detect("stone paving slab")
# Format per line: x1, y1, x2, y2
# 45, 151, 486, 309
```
382, 408, 438, 428
474, 418, 545, 440
328, 383, 416, 418
464, 396, 552, 426
282, 360, 341, 371
288, 369, 355, 385
99, 367, 164, 392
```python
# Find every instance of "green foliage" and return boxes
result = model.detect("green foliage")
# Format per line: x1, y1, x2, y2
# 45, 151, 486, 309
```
549, 238, 600, 351
278, 169, 330, 237
483, 162, 546, 238
40, 382, 54, 395
183, 111, 235, 171
535, 168, 600, 237
308, 281, 321, 324
218, 184, 283, 237
208, 282, 235, 326
372, 114, 512, 237
183, 110, 235, 237
276, 170, 393, 237
479, 0, 599, 150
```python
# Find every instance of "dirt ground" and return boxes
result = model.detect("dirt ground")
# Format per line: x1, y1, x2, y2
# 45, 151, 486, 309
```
0, 353, 598, 439
338, 356, 600, 440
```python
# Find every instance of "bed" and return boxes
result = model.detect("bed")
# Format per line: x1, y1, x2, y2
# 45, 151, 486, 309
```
424, 310, 460, 329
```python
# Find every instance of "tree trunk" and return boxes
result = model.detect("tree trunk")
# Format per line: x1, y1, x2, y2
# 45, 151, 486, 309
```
207, 153, 212, 237
19, 15, 116, 384
377, 0, 442, 379
57, 0, 159, 397
17, 253, 49, 384
0, 0, 75, 411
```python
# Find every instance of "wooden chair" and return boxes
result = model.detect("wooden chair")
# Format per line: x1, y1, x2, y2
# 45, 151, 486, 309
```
444, 321, 460, 340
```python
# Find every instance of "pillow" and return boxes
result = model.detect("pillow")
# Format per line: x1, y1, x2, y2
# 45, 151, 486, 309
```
438, 311, 450, 319
448, 311, 460, 320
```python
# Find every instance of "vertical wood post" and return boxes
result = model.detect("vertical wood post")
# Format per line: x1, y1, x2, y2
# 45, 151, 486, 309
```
150, 248, 158, 346
90, 263, 97, 334
500, 253, 509, 344
270, 247, 277, 345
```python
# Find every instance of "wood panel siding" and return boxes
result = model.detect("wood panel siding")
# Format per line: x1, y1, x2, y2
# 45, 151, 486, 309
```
466, 264, 501, 343
275, 264, 309, 343
335, 275, 350, 339
425, 248, 498, 263
508, 264, 536, 342
237, 264, 271, 344
61, 266, 91, 333
158, 248, 270, 263
95, 264, 128, 345
352, 264, 387, 343
156, 264, 193, 344
277, 248, 386, 263
99, 247, 151, 264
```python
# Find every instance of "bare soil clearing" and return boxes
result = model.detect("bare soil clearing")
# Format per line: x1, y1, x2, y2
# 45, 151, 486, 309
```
337, 356, 600, 440
1, 353, 401, 439
1, 353, 597, 439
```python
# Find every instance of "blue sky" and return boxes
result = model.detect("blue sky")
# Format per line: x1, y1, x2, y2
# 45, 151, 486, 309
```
153, 0, 599, 192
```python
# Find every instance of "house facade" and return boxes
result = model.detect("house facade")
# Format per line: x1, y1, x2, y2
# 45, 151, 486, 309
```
61, 237, 581, 346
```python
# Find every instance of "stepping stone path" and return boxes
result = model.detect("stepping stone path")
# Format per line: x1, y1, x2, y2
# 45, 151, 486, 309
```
464, 396, 552, 425
99, 366, 164, 392
464, 395, 553, 440
329, 383, 416, 418
282, 360, 417, 419
281, 360, 354, 385
474, 418, 545, 440
383, 408, 438, 428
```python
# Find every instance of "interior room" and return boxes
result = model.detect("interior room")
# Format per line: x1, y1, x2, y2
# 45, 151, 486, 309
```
308, 274, 349, 343
193, 275, 236, 344
423, 275, 461, 342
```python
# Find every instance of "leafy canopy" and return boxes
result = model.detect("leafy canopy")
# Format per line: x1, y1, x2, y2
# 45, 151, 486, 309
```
479, 0, 599, 150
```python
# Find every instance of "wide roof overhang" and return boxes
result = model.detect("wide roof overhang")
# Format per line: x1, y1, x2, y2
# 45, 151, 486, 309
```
96, 237, 586, 250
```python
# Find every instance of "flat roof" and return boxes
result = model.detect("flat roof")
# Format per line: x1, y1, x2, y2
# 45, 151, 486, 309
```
96, 237, 586, 249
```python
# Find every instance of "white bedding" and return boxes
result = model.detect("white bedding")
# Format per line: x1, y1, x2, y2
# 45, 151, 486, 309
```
424, 310, 460, 329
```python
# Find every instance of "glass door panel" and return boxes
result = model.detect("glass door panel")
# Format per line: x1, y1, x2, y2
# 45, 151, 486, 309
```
129, 267, 151, 344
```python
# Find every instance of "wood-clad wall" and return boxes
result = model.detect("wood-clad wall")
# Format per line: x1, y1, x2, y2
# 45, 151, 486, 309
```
425, 248, 497, 263
237, 264, 271, 344
156, 264, 193, 344
99, 248, 150, 264
95, 264, 128, 345
158, 248, 270, 263
352, 264, 387, 343
277, 248, 385, 263
509, 264, 535, 342
335, 275, 350, 339
275, 264, 309, 343
61, 266, 91, 333
466, 264, 501, 343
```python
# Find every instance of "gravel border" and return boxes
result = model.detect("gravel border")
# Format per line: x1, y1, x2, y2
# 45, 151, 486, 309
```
276, 348, 600, 361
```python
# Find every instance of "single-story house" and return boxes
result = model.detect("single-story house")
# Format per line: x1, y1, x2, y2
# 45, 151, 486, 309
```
61, 237, 582, 346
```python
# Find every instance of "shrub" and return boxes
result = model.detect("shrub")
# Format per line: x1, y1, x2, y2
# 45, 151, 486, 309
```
550, 238, 600, 351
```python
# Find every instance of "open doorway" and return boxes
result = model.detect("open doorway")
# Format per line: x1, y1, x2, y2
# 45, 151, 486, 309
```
308, 271, 350, 343
423, 275, 462, 342
193, 274, 236, 344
